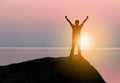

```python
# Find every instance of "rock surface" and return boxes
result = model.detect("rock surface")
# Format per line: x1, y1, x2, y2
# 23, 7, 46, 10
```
0, 55, 106, 83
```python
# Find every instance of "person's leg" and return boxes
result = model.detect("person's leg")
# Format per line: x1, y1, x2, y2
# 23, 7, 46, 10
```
70, 39, 76, 57
77, 39, 81, 56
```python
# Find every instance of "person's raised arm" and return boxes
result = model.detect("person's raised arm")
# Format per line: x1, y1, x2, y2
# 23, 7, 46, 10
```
81, 16, 89, 26
65, 16, 73, 27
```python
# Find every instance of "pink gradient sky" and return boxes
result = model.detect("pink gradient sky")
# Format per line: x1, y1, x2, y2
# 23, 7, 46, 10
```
0, 0, 120, 47
0, 1, 120, 83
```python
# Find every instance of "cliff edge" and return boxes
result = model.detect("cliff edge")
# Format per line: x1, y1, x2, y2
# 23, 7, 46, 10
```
0, 55, 106, 83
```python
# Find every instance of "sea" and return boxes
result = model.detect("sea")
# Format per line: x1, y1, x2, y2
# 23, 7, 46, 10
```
0, 47, 119, 83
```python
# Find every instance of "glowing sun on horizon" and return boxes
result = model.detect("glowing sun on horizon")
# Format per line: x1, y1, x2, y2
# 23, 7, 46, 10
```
79, 35, 92, 49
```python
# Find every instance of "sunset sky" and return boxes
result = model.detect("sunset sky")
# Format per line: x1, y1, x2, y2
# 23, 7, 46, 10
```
0, 0, 120, 47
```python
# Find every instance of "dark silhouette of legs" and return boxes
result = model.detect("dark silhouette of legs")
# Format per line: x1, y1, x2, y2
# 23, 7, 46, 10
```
70, 38, 81, 58
70, 39, 75, 57
77, 40, 81, 57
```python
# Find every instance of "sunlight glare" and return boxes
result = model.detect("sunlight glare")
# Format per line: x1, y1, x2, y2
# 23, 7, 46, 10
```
79, 35, 92, 49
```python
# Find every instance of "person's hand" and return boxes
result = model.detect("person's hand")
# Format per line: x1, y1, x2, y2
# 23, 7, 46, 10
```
65, 16, 67, 19
87, 16, 89, 19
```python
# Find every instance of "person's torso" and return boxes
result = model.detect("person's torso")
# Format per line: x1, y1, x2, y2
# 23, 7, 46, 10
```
72, 25, 82, 39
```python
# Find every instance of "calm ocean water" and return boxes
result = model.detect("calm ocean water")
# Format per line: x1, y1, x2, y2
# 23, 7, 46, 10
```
0, 47, 119, 83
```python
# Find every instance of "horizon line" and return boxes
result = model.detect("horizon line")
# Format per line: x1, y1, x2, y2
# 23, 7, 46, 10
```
0, 47, 120, 50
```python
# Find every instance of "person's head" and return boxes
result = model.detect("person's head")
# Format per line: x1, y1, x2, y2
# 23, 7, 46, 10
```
75, 20, 79, 25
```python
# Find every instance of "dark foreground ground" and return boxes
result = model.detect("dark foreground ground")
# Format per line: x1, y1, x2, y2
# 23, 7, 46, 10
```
0, 55, 106, 83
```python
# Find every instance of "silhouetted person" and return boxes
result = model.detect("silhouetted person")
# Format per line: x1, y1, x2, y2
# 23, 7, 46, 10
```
65, 16, 89, 57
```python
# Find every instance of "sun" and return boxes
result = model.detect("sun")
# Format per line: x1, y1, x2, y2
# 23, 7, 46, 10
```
79, 35, 92, 49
